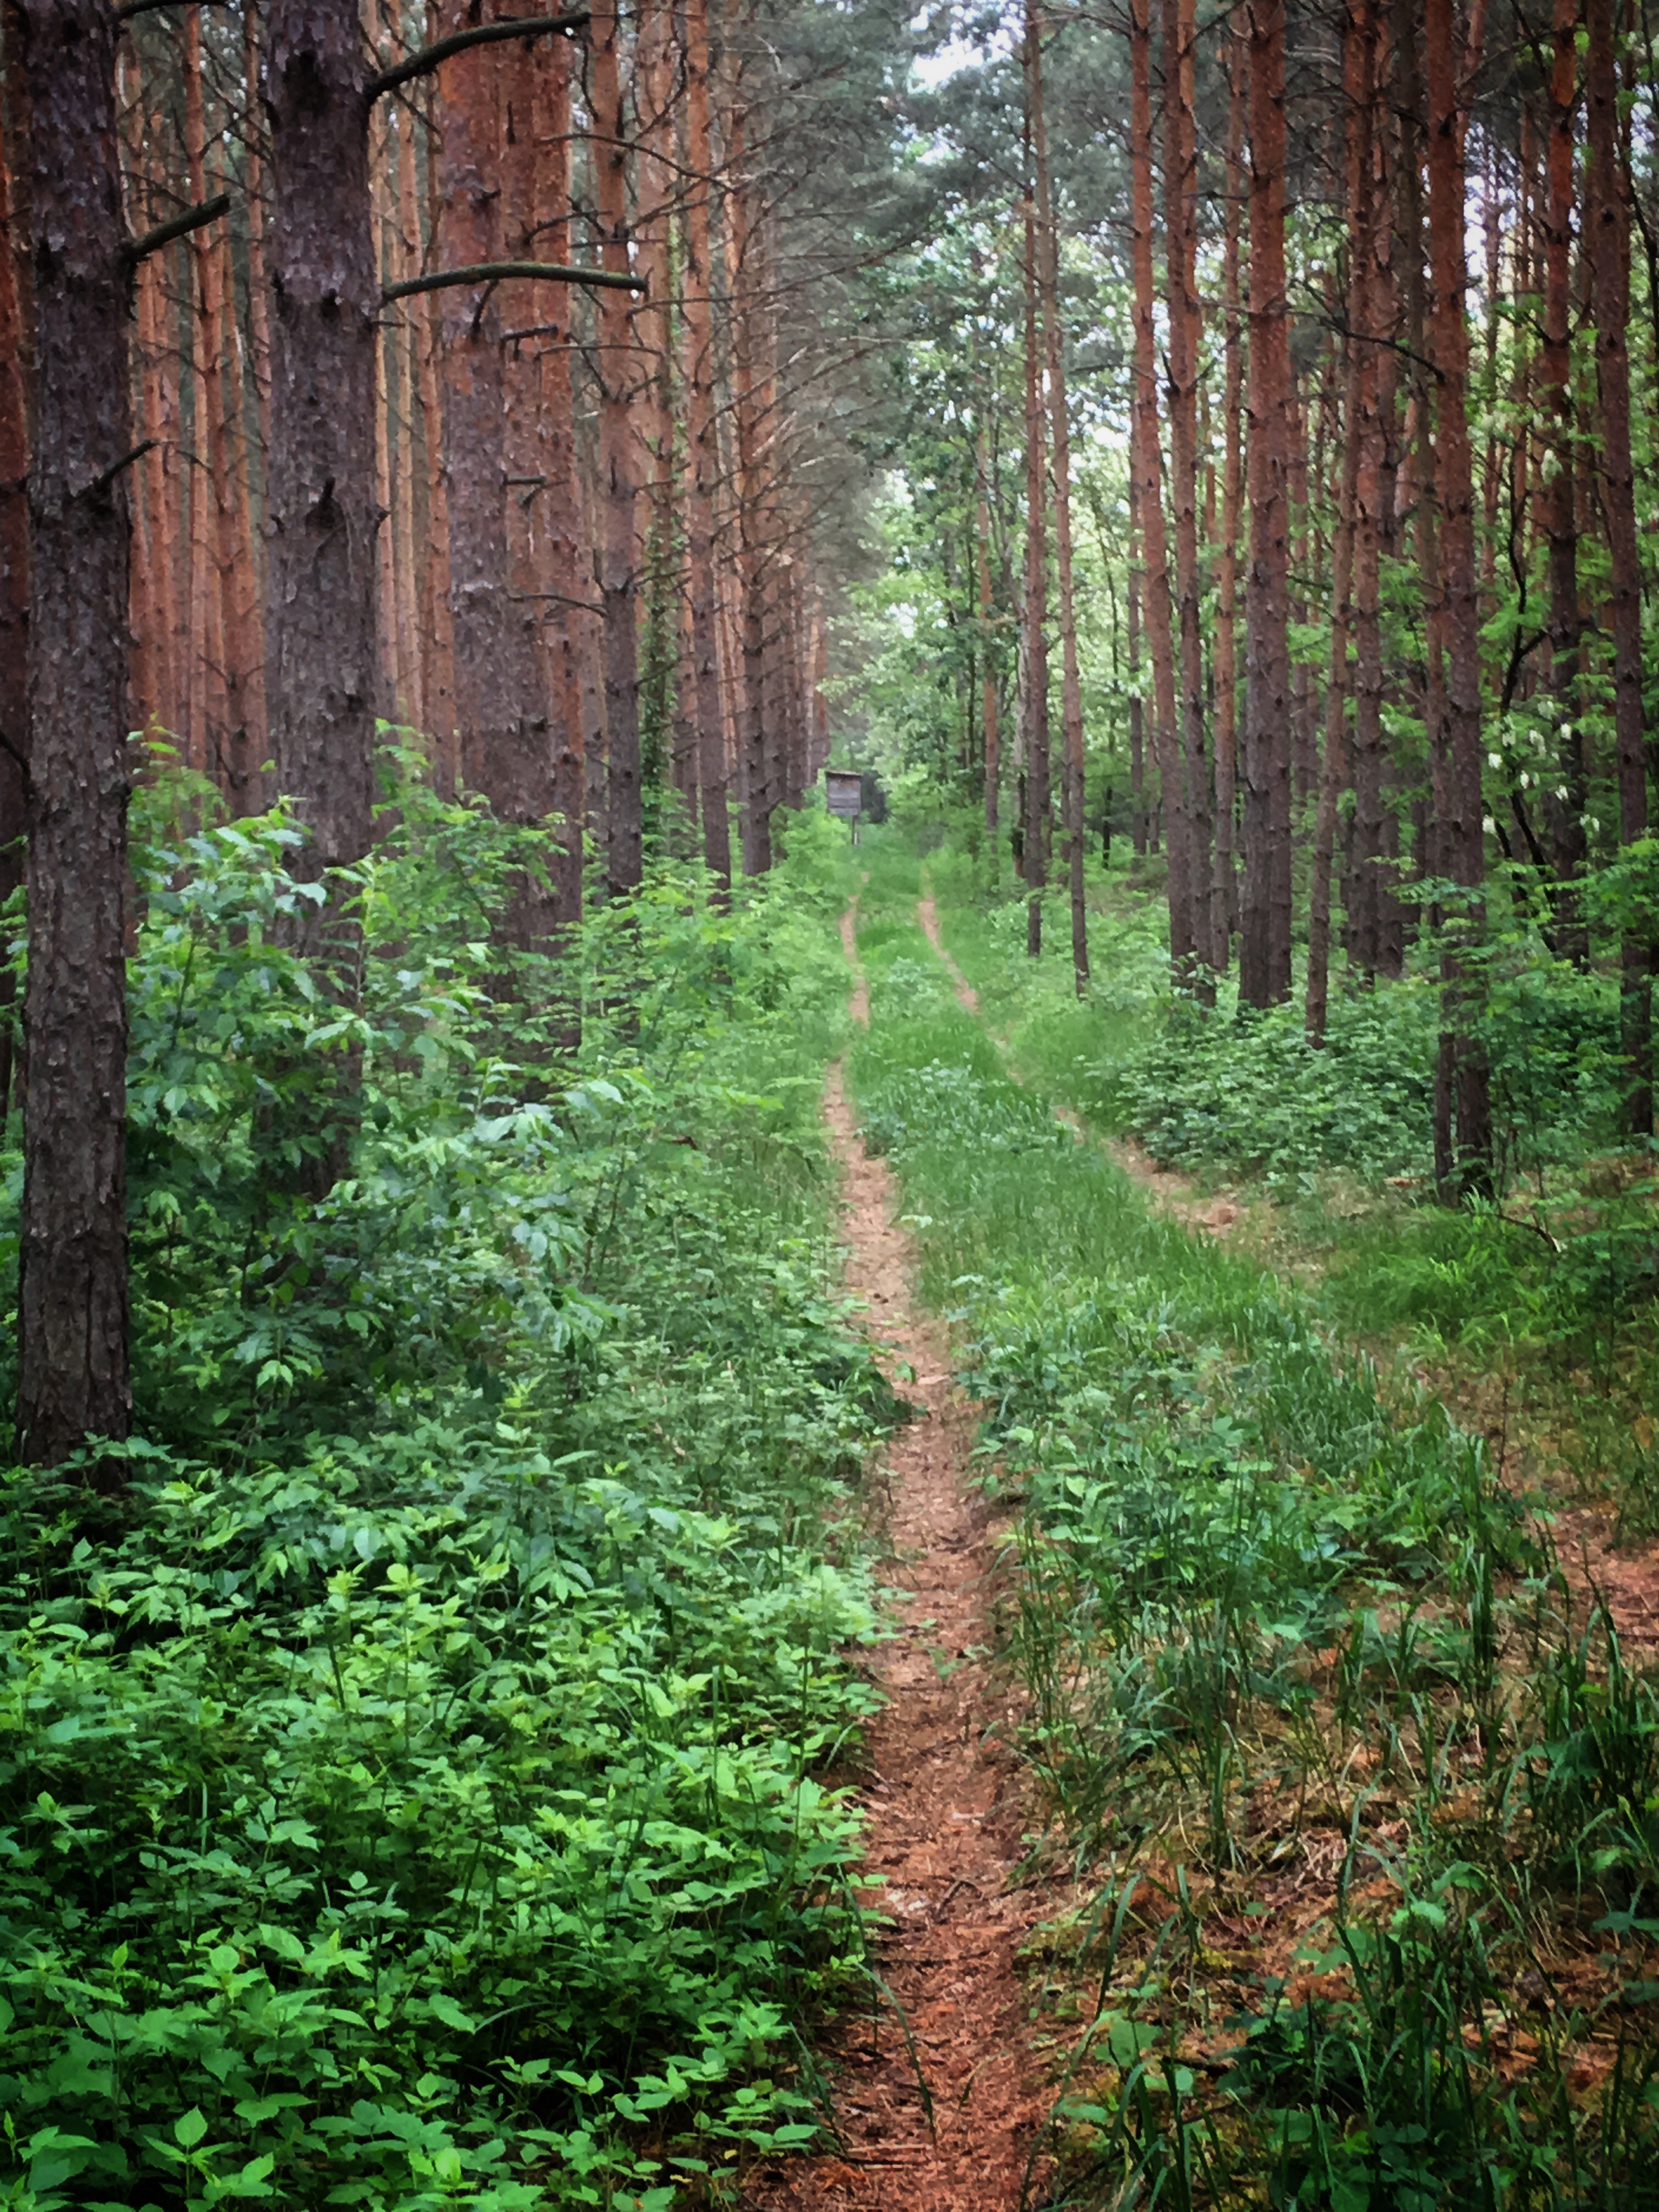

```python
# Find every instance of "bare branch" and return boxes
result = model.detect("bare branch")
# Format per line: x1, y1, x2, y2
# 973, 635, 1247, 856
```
127, 193, 230, 265
384, 261, 645, 301
365, 12, 589, 101
116, 0, 232, 20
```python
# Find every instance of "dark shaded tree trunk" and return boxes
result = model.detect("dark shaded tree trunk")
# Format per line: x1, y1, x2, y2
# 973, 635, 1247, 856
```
1029, 0, 1087, 992
262, 0, 379, 892
1308, 0, 1374, 1046
0, 27, 29, 1126
1587, 0, 1651, 1135
1165, 0, 1212, 991
1541, 0, 1588, 964
1127, 472, 1146, 857
13, 0, 133, 1468
533, 37, 586, 932
1427, 0, 1492, 1195
437, 29, 556, 952
592, 0, 641, 896
1129, 0, 1186, 966
1240, 0, 1293, 1008
1020, 162, 1049, 961
684, 0, 729, 889
1212, 19, 1244, 959
977, 426, 1000, 867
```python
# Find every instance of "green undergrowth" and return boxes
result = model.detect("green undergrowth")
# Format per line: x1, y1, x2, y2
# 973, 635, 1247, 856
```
922, 851, 1659, 1537
848, 848, 1659, 2207
0, 778, 899, 2210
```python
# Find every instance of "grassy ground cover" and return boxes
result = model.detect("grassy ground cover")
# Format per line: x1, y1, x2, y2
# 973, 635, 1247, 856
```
0, 783, 901, 2212
851, 836, 1659, 2208
924, 848, 1659, 1542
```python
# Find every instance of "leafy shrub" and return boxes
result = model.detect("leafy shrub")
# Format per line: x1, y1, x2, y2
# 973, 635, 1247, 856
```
0, 765, 898, 2208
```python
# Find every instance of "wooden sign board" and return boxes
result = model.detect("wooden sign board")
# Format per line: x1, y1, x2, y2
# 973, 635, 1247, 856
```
825, 768, 862, 821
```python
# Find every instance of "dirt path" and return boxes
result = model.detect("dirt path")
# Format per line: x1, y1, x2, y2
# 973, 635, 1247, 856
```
745, 912, 1048, 2212
916, 889, 979, 1017
916, 885, 1246, 1240
915, 888, 1659, 1657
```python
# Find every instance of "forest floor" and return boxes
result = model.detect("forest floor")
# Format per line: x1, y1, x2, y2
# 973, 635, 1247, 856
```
754, 871, 1659, 2207
916, 877, 1659, 1660
747, 906, 1054, 2211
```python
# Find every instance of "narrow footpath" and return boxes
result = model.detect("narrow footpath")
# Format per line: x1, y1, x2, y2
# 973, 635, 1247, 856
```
747, 905, 1048, 2212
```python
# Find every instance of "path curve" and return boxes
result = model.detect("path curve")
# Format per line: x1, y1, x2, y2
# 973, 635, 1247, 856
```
745, 911, 1046, 2212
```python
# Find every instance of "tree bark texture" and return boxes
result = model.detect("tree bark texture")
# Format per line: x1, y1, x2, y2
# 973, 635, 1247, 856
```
1020, 167, 1048, 961
14, 0, 134, 1467
1128, 0, 1186, 966
684, 0, 729, 887
1212, 20, 1244, 958
1587, 0, 1652, 1133
592, 0, 642, 895
262, 0, 380, 884
0, 31, 29, 1125
1541, 0, 1587, 963
1028, 2, 1087, 992
1426, 0, 1492, 1194
1307, 0, 1373, 1046
1240, 0, 1293, 1008
1164, 0, 1211, 990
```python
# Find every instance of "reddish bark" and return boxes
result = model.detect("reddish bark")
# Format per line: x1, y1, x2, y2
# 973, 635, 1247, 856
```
977, 427, 1000, 861
1128, 0, 1184, 963
1587, 0, 1651, 1132
591, 0, 642, 894
1308, 0, 1374, 1045
1240, 0, 1293, 1008
1028, 0, 1086, 991
1426, 0, 1492, 1193
437, 19, 557, 950
683, 0, 729, 886
1164, 0, 1211, 988
184, 11, 225, 783
1541, 0, 1587, 961
1019, 164, 1048, 958
262, 0, 380, 885
1212, 21, 1244, 954
534, 35, 586, 926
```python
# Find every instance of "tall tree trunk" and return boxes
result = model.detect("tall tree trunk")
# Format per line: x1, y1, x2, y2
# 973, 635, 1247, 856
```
218, 211, 266, 814
392, 97, 424, 733
14, 0, 133, 1468
1164, 0, 1211, 990
1541, 0, 1587, 963
1587, 0, 1651, 1134
977, 424, 1000, 871
1212, 19, 1244, 958
417, 81, 456, 792
1020, 159, 1049, 960
262, 0, 379, 895
1426, 0, 1492, 1195
725, 84, 771, 877
0, 27, 29, 1126
1129, 0, 1184, 964
1308, 0, 1374, 1046
591, 0, 641, 895
1029, 0, 1087, 991
1127, 472, 1146, 856
1240, 0, 1293, 1008
184, 9, 227, 787
683, 0, 727, 888
535, 35, 586, 927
